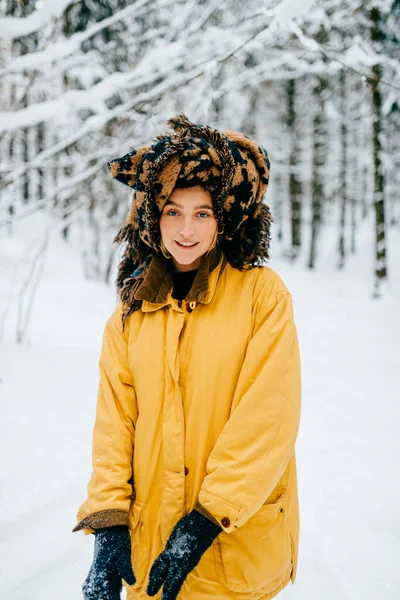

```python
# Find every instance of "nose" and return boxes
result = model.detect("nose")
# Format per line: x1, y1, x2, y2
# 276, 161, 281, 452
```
178, 218, 196, 237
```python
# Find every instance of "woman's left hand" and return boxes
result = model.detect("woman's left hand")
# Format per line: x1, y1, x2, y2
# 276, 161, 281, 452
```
146, 510, 221, 599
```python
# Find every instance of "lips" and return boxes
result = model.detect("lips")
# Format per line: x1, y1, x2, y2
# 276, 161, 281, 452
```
175, 240, 199, 249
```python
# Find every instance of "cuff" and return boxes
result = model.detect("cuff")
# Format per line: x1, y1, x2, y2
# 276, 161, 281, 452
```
72, 509, 130, 533
196, 491, 241, 534
193, 501, 222, 528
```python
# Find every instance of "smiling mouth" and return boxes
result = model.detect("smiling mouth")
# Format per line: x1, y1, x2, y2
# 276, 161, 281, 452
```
175, 240, 199, 249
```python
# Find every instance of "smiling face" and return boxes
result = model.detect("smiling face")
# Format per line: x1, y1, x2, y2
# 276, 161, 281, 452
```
159, 186, 217, 272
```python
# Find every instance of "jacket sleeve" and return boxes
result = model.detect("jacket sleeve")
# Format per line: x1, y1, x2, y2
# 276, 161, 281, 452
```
73, 302, 138, 534
197, 275, 301, 533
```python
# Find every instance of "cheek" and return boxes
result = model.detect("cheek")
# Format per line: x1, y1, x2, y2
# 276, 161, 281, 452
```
159, 217, 172, 238
202, 221, 217, 242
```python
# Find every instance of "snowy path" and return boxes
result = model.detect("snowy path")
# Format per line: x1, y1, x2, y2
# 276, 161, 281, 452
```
1, 234, 399, 600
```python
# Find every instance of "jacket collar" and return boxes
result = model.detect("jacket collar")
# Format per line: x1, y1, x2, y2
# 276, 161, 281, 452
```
134, 246, 226, 312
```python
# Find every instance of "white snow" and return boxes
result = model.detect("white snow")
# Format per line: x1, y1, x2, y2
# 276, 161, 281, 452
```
0, 34, 232, 134
0, 0, 326, 136
0, 215, 399, 599
0, 0, 153, 74
0, 0, 80, 41
265, 0, 319, 34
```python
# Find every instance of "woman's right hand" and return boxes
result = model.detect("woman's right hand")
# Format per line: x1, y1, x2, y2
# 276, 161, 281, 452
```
82, 525, 136, 600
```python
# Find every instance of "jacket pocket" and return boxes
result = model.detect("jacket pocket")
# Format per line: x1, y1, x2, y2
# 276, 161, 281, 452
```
214, 493, 292, 593
128, 502, 148, 588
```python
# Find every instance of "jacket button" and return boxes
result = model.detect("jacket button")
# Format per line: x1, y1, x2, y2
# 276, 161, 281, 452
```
184, 466, 189, 476
221, 517, 230, 528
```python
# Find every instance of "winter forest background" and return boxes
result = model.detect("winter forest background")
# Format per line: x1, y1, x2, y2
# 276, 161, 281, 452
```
0, 1, 399, 599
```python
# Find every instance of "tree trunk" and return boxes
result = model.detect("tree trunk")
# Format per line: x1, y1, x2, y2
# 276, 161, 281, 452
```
62, 74, 73, 239
36, 122, 45, 201
287, 78, 302, 260
361, 164, 369, 219
308, 76, 327, 269
370, 7, 387, 295
349, 77, 363, 255
386, 100, 400, 227
338, 68, 347, 269
19, 1, 32, 204
273, 174, 284, 242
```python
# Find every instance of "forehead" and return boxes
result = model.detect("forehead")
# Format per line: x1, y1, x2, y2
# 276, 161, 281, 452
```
167, 186, 213, 207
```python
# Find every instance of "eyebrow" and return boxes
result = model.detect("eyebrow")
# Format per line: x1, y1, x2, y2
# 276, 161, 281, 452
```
164, 200, 213, 210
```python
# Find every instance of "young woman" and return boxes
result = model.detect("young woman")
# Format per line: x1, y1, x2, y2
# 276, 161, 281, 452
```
73, 114, 301, 600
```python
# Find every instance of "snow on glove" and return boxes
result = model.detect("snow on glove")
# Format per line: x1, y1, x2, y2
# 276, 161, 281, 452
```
83, 525, 136, 600
146, 510, 222, 600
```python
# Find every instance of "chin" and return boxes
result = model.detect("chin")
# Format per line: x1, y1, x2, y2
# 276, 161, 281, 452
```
171, 252, 204, 265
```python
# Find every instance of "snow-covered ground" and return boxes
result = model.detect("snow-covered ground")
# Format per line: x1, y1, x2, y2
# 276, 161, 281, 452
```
1, 218, 399, 600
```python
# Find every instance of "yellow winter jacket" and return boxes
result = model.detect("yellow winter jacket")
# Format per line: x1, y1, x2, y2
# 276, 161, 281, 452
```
74, 248, 301, 600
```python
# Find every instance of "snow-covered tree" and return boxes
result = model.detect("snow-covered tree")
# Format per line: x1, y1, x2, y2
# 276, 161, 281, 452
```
1, 0, 399, 340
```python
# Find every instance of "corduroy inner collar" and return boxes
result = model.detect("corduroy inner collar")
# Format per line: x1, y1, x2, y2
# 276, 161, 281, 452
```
134, 246, 226, 306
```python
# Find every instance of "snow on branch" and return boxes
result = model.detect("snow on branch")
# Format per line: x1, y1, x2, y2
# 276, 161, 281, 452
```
264, 0, 319, 36
0, 24, 234, 134
1, 0, 153, 75
0, 0, 79, 41
0, 61, 208, 189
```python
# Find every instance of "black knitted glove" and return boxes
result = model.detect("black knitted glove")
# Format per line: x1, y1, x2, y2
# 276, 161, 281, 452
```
146, 510, 222, 599
82, 525, 135, 600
